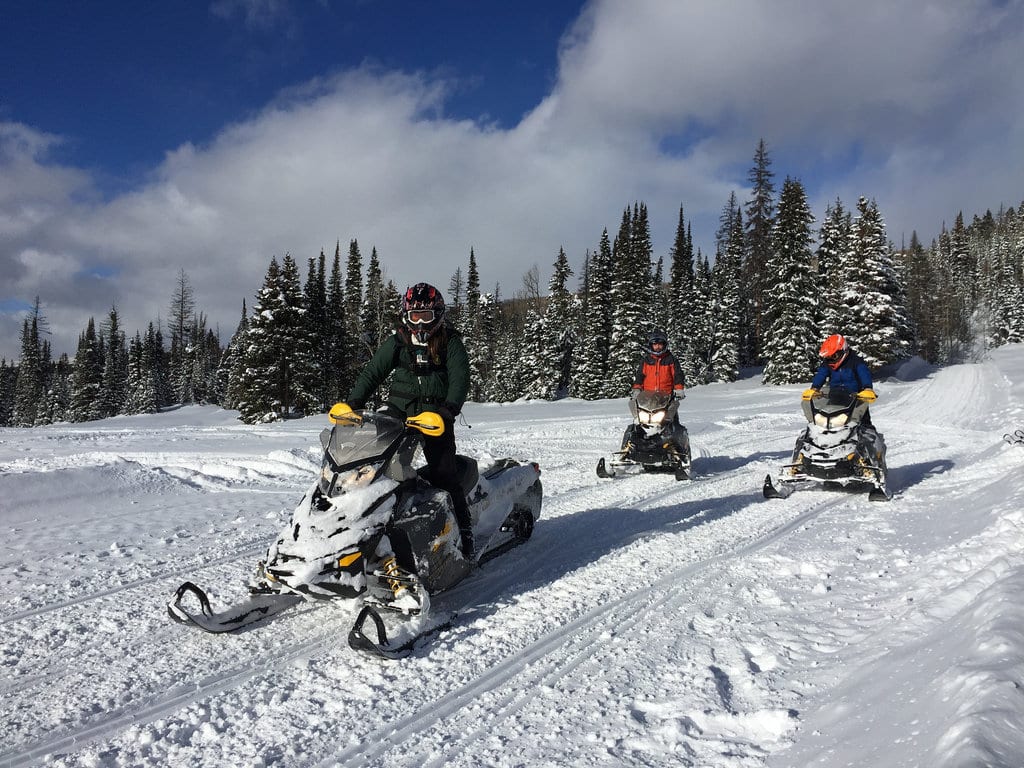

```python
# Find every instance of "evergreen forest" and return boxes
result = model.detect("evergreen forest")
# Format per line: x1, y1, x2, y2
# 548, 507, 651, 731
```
3, 142, 1023, 426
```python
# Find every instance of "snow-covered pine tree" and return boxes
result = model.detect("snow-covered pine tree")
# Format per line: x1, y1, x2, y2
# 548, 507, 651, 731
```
304, 253, 329, 411
689, 252, 714, 384
361, 248, 384, 347
0, 360, 16, 426
326, 245, 354, 402
235, 255, 318, 422
518, 309, 547, 400
69, 318, 104, 422
462, 249, 489, 402
709, 201, 744, 383
221, 302, 249, 410
816, 199, 853, 336
574, 230, 614, 399
167, 269, 196, 405
100, 306, 128, 417
345, 240, 367, 362
40, 352, 70, 424
123, 331, 159, 415
743, 139, 776, 364
668, 206, 696, 383
608, 204, 653, 395
844, 197, 913, 368
12, 315, 42, 427
539, 247, 575, 399
762, 177, 818, 384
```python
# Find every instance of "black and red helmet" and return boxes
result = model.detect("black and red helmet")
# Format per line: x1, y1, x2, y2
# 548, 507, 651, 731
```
402, 282, 445, 342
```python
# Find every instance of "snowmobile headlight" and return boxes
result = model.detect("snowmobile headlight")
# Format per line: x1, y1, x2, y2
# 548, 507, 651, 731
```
639, 410, 665, 425
340, 464, 377, 490
830, 413, 849, 428
814, 413, 829, 428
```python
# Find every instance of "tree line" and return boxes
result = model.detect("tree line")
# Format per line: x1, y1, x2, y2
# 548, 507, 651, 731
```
3, 141, 1023, 426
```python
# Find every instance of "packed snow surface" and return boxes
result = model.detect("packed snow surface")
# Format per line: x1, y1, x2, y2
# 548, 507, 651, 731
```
2, 347, 1024, 767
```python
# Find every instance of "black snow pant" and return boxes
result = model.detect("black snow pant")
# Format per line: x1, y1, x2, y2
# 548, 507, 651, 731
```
422, 424, 473, 550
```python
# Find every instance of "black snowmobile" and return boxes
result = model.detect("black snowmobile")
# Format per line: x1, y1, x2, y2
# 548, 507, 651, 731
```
169, 409, 542, 658
596, 390, 692, 480
763, 385, 890, 502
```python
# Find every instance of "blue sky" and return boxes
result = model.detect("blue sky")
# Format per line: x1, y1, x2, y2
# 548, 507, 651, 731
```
2, 0, 1023, 360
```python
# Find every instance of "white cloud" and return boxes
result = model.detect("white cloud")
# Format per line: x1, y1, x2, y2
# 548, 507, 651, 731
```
2, 0, 1022, 360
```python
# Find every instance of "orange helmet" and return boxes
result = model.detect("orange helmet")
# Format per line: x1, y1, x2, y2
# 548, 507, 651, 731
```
819, 334, 849, 370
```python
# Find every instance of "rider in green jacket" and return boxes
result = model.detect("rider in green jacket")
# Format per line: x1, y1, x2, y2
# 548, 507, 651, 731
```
343, 283, 474, 559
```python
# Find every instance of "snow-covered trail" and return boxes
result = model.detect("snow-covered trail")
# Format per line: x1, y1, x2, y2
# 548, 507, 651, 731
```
2, 350, 1023, 767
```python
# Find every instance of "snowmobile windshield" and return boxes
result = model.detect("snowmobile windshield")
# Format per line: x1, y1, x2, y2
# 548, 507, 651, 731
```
323, 413, 407, 470
634, 391, 673, 412
818, 386, 857, 408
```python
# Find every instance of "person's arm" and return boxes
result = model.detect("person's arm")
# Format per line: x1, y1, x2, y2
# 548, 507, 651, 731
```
443, 335, 470, 414
671, 354, 685, 392
810, 364, 828, 390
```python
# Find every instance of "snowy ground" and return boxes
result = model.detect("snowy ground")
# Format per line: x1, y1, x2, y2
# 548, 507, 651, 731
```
2, 347, 1024, 768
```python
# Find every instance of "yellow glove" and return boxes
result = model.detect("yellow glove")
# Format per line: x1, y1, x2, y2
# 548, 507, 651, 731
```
857, 389, 877, 402
328, 402, 361, 424
802, 388, 819, 401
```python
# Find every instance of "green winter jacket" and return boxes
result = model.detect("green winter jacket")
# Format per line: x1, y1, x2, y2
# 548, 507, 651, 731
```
346, 327, 470, 417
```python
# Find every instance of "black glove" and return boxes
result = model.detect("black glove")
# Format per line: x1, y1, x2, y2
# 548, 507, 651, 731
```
444, 401, 462, 418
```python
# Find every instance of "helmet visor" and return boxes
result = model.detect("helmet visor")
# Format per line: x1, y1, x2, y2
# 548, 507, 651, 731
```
823, 350, 845, 366
406, 309, 436, 325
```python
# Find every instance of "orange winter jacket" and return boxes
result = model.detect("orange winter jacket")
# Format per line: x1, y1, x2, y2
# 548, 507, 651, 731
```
632, 351, 685, 394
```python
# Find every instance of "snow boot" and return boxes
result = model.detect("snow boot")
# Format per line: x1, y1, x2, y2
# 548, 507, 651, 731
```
459, 526, 475, 561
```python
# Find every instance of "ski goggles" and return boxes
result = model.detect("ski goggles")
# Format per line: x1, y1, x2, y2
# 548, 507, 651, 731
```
823, 350, 845, 366
406, 309, 436, 325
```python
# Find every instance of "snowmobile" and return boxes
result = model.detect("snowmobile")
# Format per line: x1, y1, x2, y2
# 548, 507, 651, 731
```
596, 390, 691, 480
763, 385, 890, 502
169, 409, 543, 658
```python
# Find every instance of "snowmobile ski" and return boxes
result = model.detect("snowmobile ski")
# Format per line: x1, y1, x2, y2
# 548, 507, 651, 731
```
167, 581, 303, 634
347, 604, 456, 660
762, 473, 795, 500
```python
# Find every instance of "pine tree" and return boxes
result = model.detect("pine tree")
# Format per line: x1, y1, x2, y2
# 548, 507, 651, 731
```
345, 239, 366, 360
326, 244, 353, 402
167, 269, 196, 404
689, 252, 715, 383
710, 218, 743, 383
12, 316, 42, 427
575, 230, 614, 399
235, 255, 319, 422
221, 302, 250, 410
667, 206, 696, 381
304, 253, 329, 411
124, 331, 159, 415
70, 318, 104, 422
100, 305, 128, 417
817, 200, 854, 335
462, 249, 489, 401
743, 139, 776, 363
762, 178, 819, 384
539, 247, 575, 398
608, 204, 653, 395
0, 360, 16, 426
843, 197, 913, 368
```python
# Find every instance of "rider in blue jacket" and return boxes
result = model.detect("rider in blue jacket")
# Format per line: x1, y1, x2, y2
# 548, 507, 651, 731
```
804, 334, 878, 426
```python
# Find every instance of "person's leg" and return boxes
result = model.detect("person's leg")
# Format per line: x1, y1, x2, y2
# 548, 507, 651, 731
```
422, 430, 474, 559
